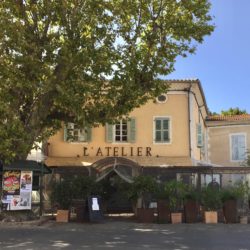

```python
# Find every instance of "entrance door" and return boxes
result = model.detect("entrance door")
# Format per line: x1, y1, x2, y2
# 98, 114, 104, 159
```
98, 171, 132, 214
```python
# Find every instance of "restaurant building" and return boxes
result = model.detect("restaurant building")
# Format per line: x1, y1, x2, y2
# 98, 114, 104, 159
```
40, 79, 250, 212
45, 79, 208, 180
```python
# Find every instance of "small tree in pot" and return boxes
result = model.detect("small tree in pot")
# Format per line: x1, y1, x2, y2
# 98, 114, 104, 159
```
201, 186, 222, 223
164, 180, 187, 224
127, 175, 157, 223
184, 186, 200, 223
221, 184, 243, 223
51, 179, 73, 222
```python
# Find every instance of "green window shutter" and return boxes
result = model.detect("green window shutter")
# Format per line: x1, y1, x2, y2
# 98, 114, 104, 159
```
105, 123, 113, 143
64, 123, 68, 142
85, 126, 92, 142
128, 118, 136, 143
197, 123, 203, 148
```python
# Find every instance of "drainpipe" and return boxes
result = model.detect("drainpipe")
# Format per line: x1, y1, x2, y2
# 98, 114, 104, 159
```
187, 87, 192, 158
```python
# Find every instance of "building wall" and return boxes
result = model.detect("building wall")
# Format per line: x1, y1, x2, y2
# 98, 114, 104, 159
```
46, 81, 208, 167
208, 124, 250, 166
48, 94, 189, 157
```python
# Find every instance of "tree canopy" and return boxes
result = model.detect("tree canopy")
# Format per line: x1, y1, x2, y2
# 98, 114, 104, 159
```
0, 0, 214, 162
221, 107, 247, 116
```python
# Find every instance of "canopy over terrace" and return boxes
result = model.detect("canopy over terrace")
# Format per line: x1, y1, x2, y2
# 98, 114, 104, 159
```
44, 156, 192, 179
3, 160, 51, 174
91, 157, 142, 183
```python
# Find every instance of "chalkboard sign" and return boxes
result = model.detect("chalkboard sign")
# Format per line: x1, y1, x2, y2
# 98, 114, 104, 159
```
87, 196, 103, 222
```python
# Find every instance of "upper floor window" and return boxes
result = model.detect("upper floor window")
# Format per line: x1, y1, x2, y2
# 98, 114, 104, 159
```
154, 117, 170, 143
64, 123, 91, 142
156, 94, 168, 104
115, 120, 128, 142
230, 133, 246, 161
106, 118, 136, 143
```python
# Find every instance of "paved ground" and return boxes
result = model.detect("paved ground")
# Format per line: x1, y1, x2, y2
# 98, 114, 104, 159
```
0, 218, 250, 250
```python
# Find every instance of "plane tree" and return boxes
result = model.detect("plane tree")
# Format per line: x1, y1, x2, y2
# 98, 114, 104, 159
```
0, 0, 214, 162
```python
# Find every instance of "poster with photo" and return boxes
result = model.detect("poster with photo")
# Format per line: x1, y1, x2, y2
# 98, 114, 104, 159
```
10, 192, 32, 210
20, 171, 32, 192
2, 171, 21, 198
2, 170, 33, 210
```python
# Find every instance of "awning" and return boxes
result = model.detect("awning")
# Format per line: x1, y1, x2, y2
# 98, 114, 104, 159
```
3, 160, 51, 174
45, 156, 192, 168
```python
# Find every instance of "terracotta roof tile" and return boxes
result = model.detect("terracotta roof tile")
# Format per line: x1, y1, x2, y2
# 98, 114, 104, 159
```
207, 114, 250, 121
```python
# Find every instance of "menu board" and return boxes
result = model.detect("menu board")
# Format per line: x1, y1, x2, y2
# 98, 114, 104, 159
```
87, 196, 103, 222
2, 170, 33, 210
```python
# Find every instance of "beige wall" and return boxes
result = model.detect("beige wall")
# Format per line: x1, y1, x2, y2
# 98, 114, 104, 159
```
49, 94, 190, 157
47, 81, 207, 166
208, 124, 250, 166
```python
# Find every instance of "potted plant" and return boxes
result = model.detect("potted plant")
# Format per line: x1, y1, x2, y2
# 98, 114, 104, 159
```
156, 183, 171, 223
164, 180, 187, 224
71, 176, 97, 222
201, 186, 222, 223
51, 179, 73, 222
184, 186, 200, 223
127, 175, 157, 223
235, 181, 250, 224
221, 184, 244, 223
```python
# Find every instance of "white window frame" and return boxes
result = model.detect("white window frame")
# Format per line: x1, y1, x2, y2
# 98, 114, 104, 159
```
153, 116, 172, 144
113, 120, 128, 143
229, 133, 247, 162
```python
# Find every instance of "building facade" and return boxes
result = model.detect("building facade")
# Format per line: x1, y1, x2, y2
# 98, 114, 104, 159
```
40, 79, 250, 213
45, 79, 208, 173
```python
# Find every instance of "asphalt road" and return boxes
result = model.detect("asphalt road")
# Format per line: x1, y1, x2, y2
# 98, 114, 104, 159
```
0, 219, 250, 250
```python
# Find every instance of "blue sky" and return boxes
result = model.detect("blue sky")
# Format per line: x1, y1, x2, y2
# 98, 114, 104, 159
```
166, 0, 250, 114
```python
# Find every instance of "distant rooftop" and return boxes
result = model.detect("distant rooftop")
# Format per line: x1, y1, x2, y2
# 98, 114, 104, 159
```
207, 114, 250, 121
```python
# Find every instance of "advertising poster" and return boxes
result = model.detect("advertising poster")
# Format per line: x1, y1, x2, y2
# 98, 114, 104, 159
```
2, 171, 21, 203
20, 171, 32, 192
2, 170, 33, 210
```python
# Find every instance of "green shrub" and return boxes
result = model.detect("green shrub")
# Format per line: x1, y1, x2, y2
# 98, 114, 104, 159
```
127, 175, 157, 209
201, 186, 222, 211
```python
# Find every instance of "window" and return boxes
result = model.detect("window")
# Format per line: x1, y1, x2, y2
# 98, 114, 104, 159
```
154, 117, 170, 143
196, 123, 203, 148
115, 120, 128, 142
230, 134, 246, 161
156, 94, 168, 103
64, 123, 91, 142
106, 118, 136, 143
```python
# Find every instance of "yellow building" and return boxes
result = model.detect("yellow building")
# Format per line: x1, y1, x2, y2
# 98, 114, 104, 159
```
41, 79, 250, 213
45, 79, 208, 173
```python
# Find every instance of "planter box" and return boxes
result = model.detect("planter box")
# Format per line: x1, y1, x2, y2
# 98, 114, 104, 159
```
157, 200, 171, 223
137, 208, 155, 223
184, 200, 199, 223
223, 199, 237, 223
56, 210, 70, 223
204, 211, 218, 224
239, 216, 248, 224
171, 212, 182, 224
72, 199, 86, 222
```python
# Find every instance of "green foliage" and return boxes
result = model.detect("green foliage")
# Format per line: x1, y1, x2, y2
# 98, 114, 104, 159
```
163, 180, 188, 212
241, 150, 250, 167
50, 175, 97, 209
71, 176, 97, 200
50, 179, 73, 210
201, 186, 222, 211
221, 182, 248, 202
0, 0, 214, 163
184, 185, 200, 202
221, 107, 247, 116
127, 175, 157, 208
